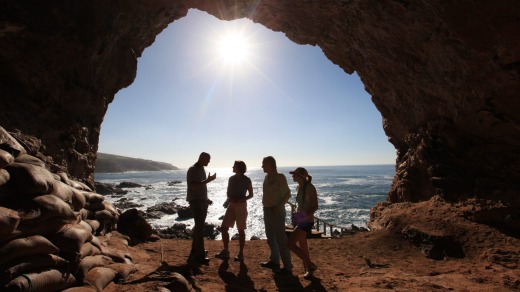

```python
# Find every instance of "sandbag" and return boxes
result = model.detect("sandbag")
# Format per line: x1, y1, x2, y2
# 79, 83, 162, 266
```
33, 194, 76, 222
0, 206, 20, 238
108, 263, 136, 282
56, 171, 71, 185
4, 268, 76, 292
102, 201, 118, 216
89, 236, 102, 251
0, 254, 68, 285
86, 201, 104, 212
78, 242, 101, 259
14, 154, 46, 168
94, 209, 114, 222
100, 247, 128, 263
0, 149, 14, 169
0, 235, 59, 267
83, 267, 116, 291
73, 181, 92, 192
4, 162, 55, 196
16, 216, 69, 238
76, 255, 113, 280
84, 220, 100, 233
62, 286, 97, 292
51, 180, 74, 203
75, 209, 89, 221
69, 180, 83, 191
71, 188, 87, 211
0, 127, 26, 157
0, 168, 10, 186
78, 220, 93, 233
46, 224, 93, 253
85, 193, 104, 204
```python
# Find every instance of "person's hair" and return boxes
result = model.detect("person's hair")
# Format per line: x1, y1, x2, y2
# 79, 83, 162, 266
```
234, 160, 247, 173
263, 156, 277, 169
199, 152, 210, 160
306, 175, 313, 183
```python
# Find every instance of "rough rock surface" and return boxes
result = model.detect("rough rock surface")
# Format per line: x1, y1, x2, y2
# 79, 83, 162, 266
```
0, 2, 518, 218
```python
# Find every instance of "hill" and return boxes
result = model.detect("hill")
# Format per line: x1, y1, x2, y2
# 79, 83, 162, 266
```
95, 153, 179, 173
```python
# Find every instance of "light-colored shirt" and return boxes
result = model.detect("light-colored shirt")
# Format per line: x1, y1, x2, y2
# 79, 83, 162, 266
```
186, 163, 207, 201
227, 175, 251, 200
262, 173, 290, 208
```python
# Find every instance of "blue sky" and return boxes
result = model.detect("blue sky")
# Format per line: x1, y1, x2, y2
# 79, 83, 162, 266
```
98, 9, 396, 169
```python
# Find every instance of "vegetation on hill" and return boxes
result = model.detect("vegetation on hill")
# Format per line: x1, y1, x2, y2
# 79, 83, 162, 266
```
95, 153, 179, 173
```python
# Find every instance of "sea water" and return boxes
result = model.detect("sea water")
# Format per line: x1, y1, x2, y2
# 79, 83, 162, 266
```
95, 165, 394, 239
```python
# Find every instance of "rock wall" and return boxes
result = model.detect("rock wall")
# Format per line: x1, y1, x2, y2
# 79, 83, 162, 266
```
0, 1, 519, 206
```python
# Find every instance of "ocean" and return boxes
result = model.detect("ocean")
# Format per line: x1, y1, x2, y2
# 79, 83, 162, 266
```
95, 165, 395, 239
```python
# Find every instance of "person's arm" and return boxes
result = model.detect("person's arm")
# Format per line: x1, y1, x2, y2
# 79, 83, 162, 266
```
277, 174, 291, 208
245, 180, 253, 200
189, 172, 216, 190
306, 184, 319, 215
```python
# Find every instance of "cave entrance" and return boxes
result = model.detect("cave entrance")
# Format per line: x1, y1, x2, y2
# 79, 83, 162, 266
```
99, 9, 394, 169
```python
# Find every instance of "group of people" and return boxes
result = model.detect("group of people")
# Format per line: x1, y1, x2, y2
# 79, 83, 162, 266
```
186, 152, 318, 279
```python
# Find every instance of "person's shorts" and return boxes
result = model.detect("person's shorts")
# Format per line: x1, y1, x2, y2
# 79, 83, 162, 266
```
295, 221, 313, 233
222, 201, 248, 230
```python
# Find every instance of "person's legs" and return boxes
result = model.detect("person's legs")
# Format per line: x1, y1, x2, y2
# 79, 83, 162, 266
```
238, 229, 246, 254
274, 207, 292, 271
189, 199, 208, 260
234, 202, 247, 257
263, 207, 280, 264
288, 228, 311, 267
221, 226, 230, 250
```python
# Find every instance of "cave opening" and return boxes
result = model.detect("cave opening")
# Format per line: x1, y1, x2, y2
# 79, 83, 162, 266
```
98, 9, 395, 169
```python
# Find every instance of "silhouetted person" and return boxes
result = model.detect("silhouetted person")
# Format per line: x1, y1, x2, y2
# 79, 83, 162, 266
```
215, 160, 253, 261
288, 167, 318, 279
186, 152, 216, 265
260, 156, 292, 275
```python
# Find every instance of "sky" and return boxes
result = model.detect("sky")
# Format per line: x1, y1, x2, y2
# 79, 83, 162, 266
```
98, 9, 396, 169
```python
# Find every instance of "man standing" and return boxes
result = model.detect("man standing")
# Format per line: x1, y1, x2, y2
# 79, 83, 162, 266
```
187, 152, 216, 265
260, 156, 293, 275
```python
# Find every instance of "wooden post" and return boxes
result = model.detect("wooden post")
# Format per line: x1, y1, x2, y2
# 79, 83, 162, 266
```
323, 222, 327, 235
329, 225, 333, 237
316, 218, 320, 231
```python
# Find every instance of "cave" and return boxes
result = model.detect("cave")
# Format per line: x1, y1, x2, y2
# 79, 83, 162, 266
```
1, 1, 519, 212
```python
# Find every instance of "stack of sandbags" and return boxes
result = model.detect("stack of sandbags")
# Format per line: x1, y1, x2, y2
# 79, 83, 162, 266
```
0, 127, 136, 291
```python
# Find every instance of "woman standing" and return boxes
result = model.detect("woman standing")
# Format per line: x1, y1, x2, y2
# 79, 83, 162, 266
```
215, 160, 253, 261
288, 167, 318, 279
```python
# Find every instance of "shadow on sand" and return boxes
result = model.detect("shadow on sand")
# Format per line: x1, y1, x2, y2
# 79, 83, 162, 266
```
218, 259, 256, 291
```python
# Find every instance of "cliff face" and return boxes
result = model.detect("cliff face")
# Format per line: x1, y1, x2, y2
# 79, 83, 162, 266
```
0, 1, 518, 206
95, 153, 178, 173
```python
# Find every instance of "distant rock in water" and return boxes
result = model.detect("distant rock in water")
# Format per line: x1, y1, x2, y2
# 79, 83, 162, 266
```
95, 153, 178, 173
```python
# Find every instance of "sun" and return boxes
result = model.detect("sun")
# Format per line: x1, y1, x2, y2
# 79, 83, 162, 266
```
218, 33, 250, 65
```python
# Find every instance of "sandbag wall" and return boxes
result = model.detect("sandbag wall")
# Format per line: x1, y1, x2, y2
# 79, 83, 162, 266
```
0, 127, 135, 291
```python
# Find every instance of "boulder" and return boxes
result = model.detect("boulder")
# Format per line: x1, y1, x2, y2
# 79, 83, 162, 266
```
117, 208, 153, 244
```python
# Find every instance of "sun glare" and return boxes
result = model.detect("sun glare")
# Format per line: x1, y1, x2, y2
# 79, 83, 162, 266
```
218, 33, 249, 65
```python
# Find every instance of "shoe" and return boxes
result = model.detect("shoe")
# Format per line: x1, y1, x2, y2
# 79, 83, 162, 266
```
303, 263, 317, 280
303, 270, 314, 280
307, 262, 318, 272
234, 253, 244, 262
215, 249, 230, 259
260, 261, 280, 269
274, 267, 292, 276
188, 256, 209, 267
